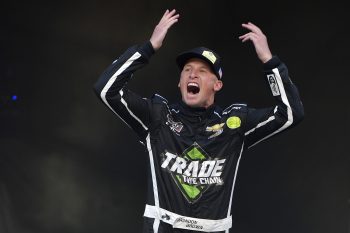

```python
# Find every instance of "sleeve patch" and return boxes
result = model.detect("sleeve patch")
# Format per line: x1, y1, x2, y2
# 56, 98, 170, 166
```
267, 74, 281, 96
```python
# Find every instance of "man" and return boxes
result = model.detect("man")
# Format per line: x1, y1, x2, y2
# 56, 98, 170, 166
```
94, 9, 304, 233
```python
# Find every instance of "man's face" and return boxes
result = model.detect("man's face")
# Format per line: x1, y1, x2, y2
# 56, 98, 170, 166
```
178, 58, 223, 108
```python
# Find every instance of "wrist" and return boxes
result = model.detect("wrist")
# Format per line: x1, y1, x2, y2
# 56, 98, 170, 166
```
139, 41, 156, 60
263, 56, 281, 70
150, 39, 161, 51
261, 54, 273, 63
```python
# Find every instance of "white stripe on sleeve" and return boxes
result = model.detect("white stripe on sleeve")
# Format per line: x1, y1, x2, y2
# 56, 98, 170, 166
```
246, 68, 293, 149
99, 52, 148, 130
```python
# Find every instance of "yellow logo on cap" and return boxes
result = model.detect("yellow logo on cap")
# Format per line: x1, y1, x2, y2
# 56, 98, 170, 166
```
202, 51, 216, 64
226, 116, 241, 129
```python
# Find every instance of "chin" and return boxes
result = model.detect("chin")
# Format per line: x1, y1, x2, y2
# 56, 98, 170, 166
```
186, 102, 200, 108
181, 91, 207, 108
183, 98, 203, 108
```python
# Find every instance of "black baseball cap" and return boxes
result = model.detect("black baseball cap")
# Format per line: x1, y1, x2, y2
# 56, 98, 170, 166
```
176, 47, 223, 79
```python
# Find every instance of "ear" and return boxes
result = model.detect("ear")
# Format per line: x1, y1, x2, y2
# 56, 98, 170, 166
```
214, 80, 223, 92
178, 81, 180, 88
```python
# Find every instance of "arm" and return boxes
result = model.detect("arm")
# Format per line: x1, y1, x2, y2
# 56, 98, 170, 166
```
93, 9, 179, 140
93, 42, 154, 140
239, 22, 304, 149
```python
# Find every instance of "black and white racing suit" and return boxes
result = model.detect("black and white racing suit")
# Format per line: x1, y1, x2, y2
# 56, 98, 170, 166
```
93, 41, 304, 233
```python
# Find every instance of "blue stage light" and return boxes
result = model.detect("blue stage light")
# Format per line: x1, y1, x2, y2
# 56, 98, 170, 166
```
11, 95, 18, 101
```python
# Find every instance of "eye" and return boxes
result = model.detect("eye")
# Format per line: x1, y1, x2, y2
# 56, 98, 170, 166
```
183, 67, 191, 72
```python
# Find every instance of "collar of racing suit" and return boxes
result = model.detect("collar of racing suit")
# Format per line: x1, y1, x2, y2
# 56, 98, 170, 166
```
177, 100, 220, 123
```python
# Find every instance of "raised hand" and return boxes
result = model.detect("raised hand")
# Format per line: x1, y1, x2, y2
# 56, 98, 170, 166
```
150, 9, 180, 51
239, 22, 273, 63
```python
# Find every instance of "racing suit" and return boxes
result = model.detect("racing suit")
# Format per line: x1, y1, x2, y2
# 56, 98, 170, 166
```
93, 41, 304, 233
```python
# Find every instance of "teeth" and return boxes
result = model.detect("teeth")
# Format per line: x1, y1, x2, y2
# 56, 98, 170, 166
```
187, 82, 199, 87
187, 82, 200, 95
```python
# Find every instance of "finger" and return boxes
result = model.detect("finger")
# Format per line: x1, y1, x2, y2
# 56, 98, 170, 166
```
167, 15, 179, 23
241, 37, 251, 42
168, 18, 179, 27
241, 22, 262, 34
159, 16, 179, 29
239, 32, 256, 39
166, 9, 177, 18
167, 18, 180, 28
164, 14, 179, 26
240, 34, 258, 42
248, 22, 264, 34
161, 9, 175, 20
158, 10, 169, 25
159, 15, 179, 31
238, 34, 247, 39
162, 9, 170, 18
161, 10, 178, 24
242, 36, 255, 43
241, 23, 259, 34
241, 36, 252, 42
169, 13, 180, 20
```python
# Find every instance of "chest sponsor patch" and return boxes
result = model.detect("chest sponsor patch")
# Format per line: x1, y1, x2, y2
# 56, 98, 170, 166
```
161, 142, 226, 203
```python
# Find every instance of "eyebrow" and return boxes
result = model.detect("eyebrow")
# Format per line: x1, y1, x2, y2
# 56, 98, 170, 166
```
184, 64, 210, 70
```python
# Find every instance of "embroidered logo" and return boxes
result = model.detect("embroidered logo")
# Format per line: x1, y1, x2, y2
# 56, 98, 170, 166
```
174, 217, 204, 230
267, 74, 280, 96
226, 116, 241, 129
202, 51, 216, 64
206, 123, 225, 139
161, 214, 170, 220
166, 114, 183, 134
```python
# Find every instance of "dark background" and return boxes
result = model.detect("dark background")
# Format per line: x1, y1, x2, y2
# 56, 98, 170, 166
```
1, 0, 349, 233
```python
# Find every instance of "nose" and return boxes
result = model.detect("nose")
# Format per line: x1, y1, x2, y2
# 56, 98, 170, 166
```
189, 70, 198, 79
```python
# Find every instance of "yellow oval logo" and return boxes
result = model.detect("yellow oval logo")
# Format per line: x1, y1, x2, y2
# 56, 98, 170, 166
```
226, 116, 241, 129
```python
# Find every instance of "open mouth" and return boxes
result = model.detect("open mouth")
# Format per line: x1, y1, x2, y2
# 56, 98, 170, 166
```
187, 82, 200, 94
